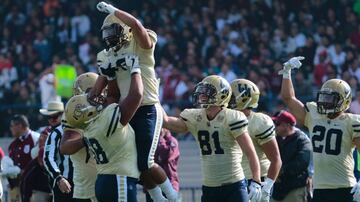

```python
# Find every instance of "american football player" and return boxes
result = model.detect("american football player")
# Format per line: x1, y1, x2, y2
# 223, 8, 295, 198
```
89, 2, 178, 201
279, 56, 360, 202
162, 75, 262, 202
60, 72, 99, 202
229, 79, 282, 202
64, 61, 142, 202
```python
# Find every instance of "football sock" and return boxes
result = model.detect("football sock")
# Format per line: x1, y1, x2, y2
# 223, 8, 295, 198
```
159, 178, 178, 200
148, 186, 166, 202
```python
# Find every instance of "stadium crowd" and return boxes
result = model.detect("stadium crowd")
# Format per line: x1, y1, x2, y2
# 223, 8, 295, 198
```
0, 0, 359, 135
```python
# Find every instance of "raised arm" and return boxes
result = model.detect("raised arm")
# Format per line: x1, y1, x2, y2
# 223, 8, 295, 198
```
97, 1, 153, 49
279, 57, 307, 126
119, 56, 143, 126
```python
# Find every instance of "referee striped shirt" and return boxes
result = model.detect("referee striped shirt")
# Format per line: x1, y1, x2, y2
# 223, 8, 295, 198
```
43, 124, 73, 186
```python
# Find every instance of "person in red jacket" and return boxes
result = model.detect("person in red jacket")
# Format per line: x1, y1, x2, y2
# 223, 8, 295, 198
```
145, 128, 180, 201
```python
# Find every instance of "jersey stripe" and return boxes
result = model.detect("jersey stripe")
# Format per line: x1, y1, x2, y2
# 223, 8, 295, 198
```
258, 127, 275, 140
107, 106, 119, 137
229, 120, 246, 127
230, 123, 248, 131
255, 125, 275, 138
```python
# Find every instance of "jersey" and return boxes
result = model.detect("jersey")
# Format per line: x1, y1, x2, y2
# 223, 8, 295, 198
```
83, 103, 140, 178
97, 30, 159, 105
242, 112, 275, 179
62, 116, 97, 199
304, 102, 360, 189
180, 108, 248, 187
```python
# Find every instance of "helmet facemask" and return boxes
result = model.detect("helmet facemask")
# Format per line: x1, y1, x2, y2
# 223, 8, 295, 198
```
102, 23, 126, 50
192, 82, 217, 108
316, 91, 343, 115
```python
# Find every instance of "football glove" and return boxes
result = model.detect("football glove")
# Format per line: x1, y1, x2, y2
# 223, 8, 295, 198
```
260, 178, 274, 202
249, 180, 262, 202
125, 55, 141, 75
97, 58, 117, 81
96, 1, 117, 14
351, 180, 360, 201
278, 56, 305, 79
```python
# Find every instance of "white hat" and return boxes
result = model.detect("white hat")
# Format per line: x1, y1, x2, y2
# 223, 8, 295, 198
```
39, 101, 64, 116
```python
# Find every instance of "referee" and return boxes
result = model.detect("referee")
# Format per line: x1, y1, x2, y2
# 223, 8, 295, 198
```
41, 101, 74, 202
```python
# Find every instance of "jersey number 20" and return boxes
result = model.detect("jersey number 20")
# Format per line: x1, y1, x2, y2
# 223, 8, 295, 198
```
312, 125, 342, 155
198, 130, 225, 155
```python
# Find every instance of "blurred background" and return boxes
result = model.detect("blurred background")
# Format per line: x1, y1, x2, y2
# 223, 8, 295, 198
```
0, 0, 360, 201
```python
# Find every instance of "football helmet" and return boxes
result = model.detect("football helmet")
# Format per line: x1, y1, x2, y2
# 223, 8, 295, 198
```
65, 94, 104, 129
73, 72, 98, 96
101, 13, 132, 49
193, 75, 232, 108
229, 79, 260, 110
316, 79, 352, 115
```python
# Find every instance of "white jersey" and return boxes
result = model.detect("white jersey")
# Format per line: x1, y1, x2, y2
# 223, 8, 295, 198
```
180, 108, 248, 187
97, 30, 159, 105
305, 102, 360, 189
242, 112, 275, 179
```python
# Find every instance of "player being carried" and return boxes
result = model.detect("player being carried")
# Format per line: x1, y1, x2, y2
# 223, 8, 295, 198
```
162, 75, 262, 202
89, 2, 179, 201
229, 79, 282, 202
279, 56, 360, 202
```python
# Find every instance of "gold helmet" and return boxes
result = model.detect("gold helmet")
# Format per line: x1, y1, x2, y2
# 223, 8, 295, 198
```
193, 75, 232, 108
101, 13, 132, 49
65, 94, 104, 129
229, 79, 260, 110
317, 79, 352, 115
73, 72, 98, 96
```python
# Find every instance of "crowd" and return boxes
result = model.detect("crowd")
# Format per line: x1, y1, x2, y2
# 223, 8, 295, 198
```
0, 0, 360, 137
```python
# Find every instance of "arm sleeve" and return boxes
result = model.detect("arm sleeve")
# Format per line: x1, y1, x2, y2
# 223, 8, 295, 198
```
43, 130, 61, 179
255, 115, 276, 145
351, 114, 360, 139
228, 111, 248, 138
281, 133, 312, 176
179, 109, 196, 134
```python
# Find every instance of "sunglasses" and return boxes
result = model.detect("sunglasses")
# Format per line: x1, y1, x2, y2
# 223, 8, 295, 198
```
47, 113, 62, 120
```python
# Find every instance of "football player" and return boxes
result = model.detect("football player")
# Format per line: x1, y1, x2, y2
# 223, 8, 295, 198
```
162, 75, 262, 202
60, 72, 99, 202
64, 60, 142, 202
229, 79, 282, 202
279, 56, 360, 202
89, 2, 178, 201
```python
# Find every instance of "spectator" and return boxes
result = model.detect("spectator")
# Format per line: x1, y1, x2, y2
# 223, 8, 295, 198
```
145, 128, 180, 202
350, 90, 360, 114
41, 101, 74, 202
20, 127, 52, 202
8, 114, 40, 202
271, 111, 312, 202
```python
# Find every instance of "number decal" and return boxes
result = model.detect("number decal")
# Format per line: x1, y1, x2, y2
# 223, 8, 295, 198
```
312, 125, 342, 155
197, 131, 225, 155
86, 138, 109, 164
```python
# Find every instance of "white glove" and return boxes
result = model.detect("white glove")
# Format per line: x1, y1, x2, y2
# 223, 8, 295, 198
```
278, 56, 305, 78
1, 156, 21, 178
96, 1, 117, 14
249, 180, 262, 202
351, 180, 360, 201
31, 146, 39, 159
125, 55, 141, 74
260, 178, 274, 202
